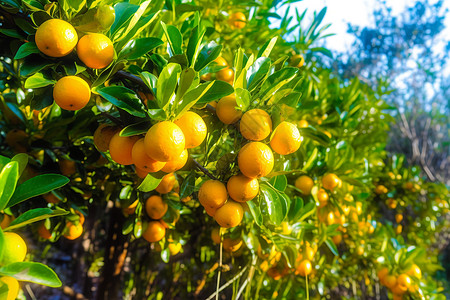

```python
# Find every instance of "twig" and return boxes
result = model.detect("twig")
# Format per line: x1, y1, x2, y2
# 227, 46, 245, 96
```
216, 228, 224, 300
100, 112, 124, 126
206, 265, 249, 300
192, 158, 218, 180
115, 70, 151, 92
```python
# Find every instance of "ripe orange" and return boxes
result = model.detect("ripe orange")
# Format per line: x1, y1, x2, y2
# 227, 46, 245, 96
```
395, 213, 403, 223
53, 76, 91, 110
109, 132, 139, 165
375, 185, 388, 194
332, 234, 342, 245
145, 195, 168, 219
0, 276, 20, 300
76, 33, 114, 69
63, 222, 83, 240
35, 19, 77, 57
228, 12, 246, 29
393, 294, 403, 300
198, 180, 228, 210
298, 119, 309, 128
239, 109, 272, 141
296, 259, 312, 276
391, 283, 407, 295
144, 121, 185, 162
356, 245, 364, 256
407, 264, 422, 279
238, 142, 274, 178
227, 174, 259, 202
295, 175, 314, 195
211, 228, 221, 244
214, 200, 244, 228
397, 274, 411, 289
290, 54, 305, 68
168, 242, 182, 255
322, 173, 341, 191
384, 275, 397, 289
155, 173, 177, 194
0, 232, 27, 265
0, 214, 13, 229
377, 267, 389, 283
38, 222, 52, 239
270, 121, 301, 155
214, 56, 228, 67
174, 111, 207, 148
216, 68, 234, 82
396, 225, 403, 235
135, 167, 149, 179
216, 95, 242, 124
123, 200, 139, 215
93, 124, 118, 152
161, 149, 188, 173
204, 205, 218, 217
132, 138, 166, 172
223, 237, 243, 252
317, 188, 329, 207
142, 220, 166, 242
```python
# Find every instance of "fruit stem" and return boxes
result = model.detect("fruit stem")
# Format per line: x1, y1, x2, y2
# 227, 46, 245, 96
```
192, 158, 218, 180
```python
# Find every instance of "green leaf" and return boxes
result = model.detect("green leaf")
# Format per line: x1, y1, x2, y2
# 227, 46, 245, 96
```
5, 208, 68, 231
7, 174, 69, 208
259, 67, 298, 102
137, 173, 165, 192
194, 42, 222, 72
288, 196, 303, 220
119, 37, 164, 60
0, 262, 61, 287
325, 238, 339, 256
235, 88, 251, 111
257, 37, 278, 58
195, 80, 234, 104
110, 2, 139, 38
0, 156, 11, 171
114, 0, 151, 42
186, 25, 206, 67
0, 229, 4, 264
302, 148, 318, 171
269, 175, 287, 192
310, 47, 333, 58
96, 86, 147, 118
14, 42, 39, 60
259, 184, 285, 225
24, 72, 56, 89
11, 153, 28, 177
179, 171, 196, 200
161, 22, 183, 56
120, 121, 152, 137
300, 128, 330, 147
176, 81, 214, 117
156, 63, 181, 110
0, 162, 19, 211
20, 56, 52, 77
139, 71, 158, 92
174, 67, 196, 104
247, 199, 262, 226
248, 57, 272, 92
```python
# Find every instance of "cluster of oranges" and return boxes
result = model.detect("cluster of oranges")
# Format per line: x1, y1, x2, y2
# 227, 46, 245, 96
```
377, 265, 422, 299
35, 18, 115, 110
0, 232, 27, 299
201, 56, 235, 84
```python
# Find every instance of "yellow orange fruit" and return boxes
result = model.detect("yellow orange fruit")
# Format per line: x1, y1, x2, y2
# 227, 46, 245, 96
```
322, 173, 340, 191
407, 264, 422, 279
0, 232, 27, 265
35, 19, 77, 57
198, 180, 228, 210
76, 33, 114, 69
168, 243, 182, 255
123, 200, 139, 215
240, 109, 272, 141
211, 228, 221, 244
238, 142, 274, 178
295, 175, 314, 195
93, 124, 118, 152
395, 213, 403, 223
227, 174, 259, 202
214, 200, 244, 228
296, 259, 312, 277
223, 237, 243, 252
270, 121, 301, 155
155, 173, 177, 194
214, 56, 228, 67
391, 283, 407, 295
145, 195, 168, 219
298, 119, 309, 128
53, 76, 91, 110
384, 275, 397, 289
144, 121, 185, 162
161, 149, 188, 173
109, 132, 139, 165
63, 222, 83, 240
377, 267, 389, 284
397, 274, 411, 289
216, 95, 242, 124
38, 222, 52, 239
132, 138, 166, 172
216, 67, 234, 82
174, 111, 207, 148
204, 205, 218, 217
142, 220, 166, 242
0, 214, 14, 229
0, 276, 20, 300
228, 12, 246, 29
317, 188, 329, 206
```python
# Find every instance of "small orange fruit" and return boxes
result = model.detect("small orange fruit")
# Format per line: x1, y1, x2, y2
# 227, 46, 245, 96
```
214, 56, 228, 67
43, 192, 60, 204
290, 54, 305, 68
145, 195, 168, 219
295, 175, 314, 195
76, 33, 114, 69
0, 276, 20, 300
198, 180, 228, 210
216, 67, 234, 82
322, 173, 341, 191
0, 232, 27, 265
397, 274, 411, 289
238, 142, 274, 178
227, 174, 259, 202
214, 200, 244, 228
132, 138, 166, 172
174, 111, 207, 148
63, 222, 83, 240
298, 119, 309, 128
160, 149, 188, 173
270, 121, 301, 155
204, 205, 218, 217
391, 283, 407, 295
240, 109, 272, 141
38, 222, 52, 239
317, 188, 329, 206
35, 19, 77, 57
155, 173, 177, 194
123, 200, 139, 215
211, 228, 221, 244
228, 12, 246, 29
168, 243, 182, 255
144, 121, 185, 162
332, 234, 342, 245
136, 167, 149, 179
109, 132, 139, 165
384, 274, 397, 289
296, 259, 312, 276
395, 213, 403, 223
223, 237, 243, 252
377, 267, 389, 284
0, 214, 14, 229
407, 264, 422, 279
142, 220, 166, 242
93, 124, 118, 152
53, 76, 91, 110
216, 95, 242, 124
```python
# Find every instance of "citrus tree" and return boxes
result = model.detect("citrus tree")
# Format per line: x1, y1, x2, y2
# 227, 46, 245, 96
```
0, 0, 448, 299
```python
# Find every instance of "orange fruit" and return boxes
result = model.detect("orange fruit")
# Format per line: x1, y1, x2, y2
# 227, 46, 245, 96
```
216, 67, 234, 82
384, 275, 397, 289
290, 54, 305, 68
145, 195, 168, 219
204, 205, 218, 217
216, 95, 242, 124
295, 175, 314, 195
377, 267, 389, 283
214, 200, 244, 228
396, 225, 403, 235
35, 19, 77, 57
109, 132, 139, 165
168, 243, 182, 255
93, 124, 118, 152
214, 56, 228, 67
132, 138, 166, 172
211, 228, 221, 244
198, 180, 228, 210
238, 142, 274, 178
122, 200, 139, 215
174, 111, 207, 148
356, 245, 364, 256
317, 188, 329, 206
298, 120, 309, 128
59, 159, 76, 176
76, 33, 114, 69
407, 264, 422, 279
223, 237, 243, 252
239, 109, 272, 141
142, 220, 166, 242
53, 76, 91, 110
38, 222, 52, 239
160, 149, 188, 173
0, 232, 27, 265
0, 276, 20, 300
332, 234, 342, 245
0, 214, 13, 229
135, 167, 149, 179
322, 173, 341, 191
144, 121, 185, 162
43, 192, 60, 204
63, 222, 83, 240
228, 12, 246, 29
375, 185, 388, 194
270, 121, 301, 155
397, 274, 411, 289
391, 283, 407, 295
227, 174, 259, 202
155, 173, 177, 194
296, 259, 312, 276
393, 294, 403, 300
395, 213, 403, 223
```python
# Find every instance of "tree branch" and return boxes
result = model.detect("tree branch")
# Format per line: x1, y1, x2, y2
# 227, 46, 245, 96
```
192, 158, 218, 180
115, 70, 151, 92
